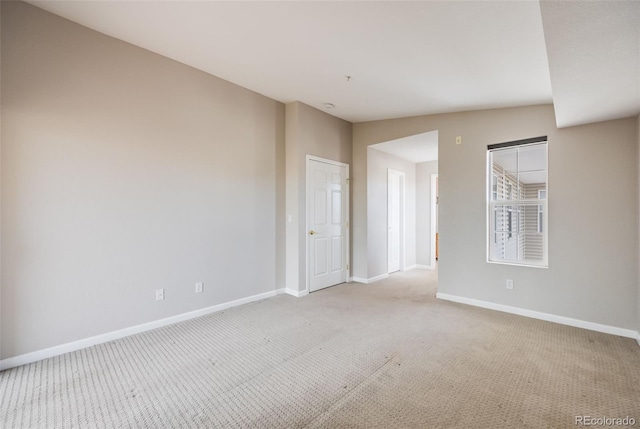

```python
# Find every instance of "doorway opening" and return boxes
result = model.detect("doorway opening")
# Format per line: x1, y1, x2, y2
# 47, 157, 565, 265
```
368, 130, 439, 281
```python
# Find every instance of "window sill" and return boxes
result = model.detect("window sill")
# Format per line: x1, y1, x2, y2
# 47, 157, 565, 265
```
487, 259, 548, 269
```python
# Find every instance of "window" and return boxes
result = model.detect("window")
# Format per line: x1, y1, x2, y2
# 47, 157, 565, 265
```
488, 137, 547, 267
537, 189, 546, 233
492, 174, 498, 243
491, 174, 498, 200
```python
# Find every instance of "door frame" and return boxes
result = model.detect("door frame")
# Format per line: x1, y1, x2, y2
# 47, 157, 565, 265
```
387, 168, 406, 274
305, 155, 350, 294
430, 173, 438, 268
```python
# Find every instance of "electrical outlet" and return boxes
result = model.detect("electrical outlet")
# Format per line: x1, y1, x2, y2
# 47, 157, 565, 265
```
456, 136, 462, 145
156, 288, 164, 301
506, 279, 514, 290
195, 282, 203, 293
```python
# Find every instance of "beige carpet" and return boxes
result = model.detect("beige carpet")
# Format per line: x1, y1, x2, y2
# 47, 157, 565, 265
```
1, 269, 639, 428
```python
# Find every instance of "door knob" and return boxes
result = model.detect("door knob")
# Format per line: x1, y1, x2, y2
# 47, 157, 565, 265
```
309, 230, 316, 235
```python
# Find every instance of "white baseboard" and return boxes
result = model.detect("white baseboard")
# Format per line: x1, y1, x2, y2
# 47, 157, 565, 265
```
285, 288, 309, 298
369, 273, 389, 283
403, 265, 417, 271
436, 292, 640, 341
350, 273, 389, 284
415, 264, 435, 270
0, 289, 282, 371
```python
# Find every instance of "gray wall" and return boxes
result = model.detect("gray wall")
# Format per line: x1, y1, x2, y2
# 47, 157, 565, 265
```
416, 161, 438, 267
285, 101, 352, 291
367, 148, 416, 279
354, 105, 639, 330
1, 2, 286, 358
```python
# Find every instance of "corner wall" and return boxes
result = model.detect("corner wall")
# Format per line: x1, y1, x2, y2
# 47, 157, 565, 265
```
354, 105, 639, 331
1, 2, 286, 359
637, 113, 640, 340
285, 102, 352, 292
0, 0, 3, 360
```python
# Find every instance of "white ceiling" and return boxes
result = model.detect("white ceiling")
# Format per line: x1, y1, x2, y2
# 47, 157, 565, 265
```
370, 131, 438, 163
27, 1, 639, 126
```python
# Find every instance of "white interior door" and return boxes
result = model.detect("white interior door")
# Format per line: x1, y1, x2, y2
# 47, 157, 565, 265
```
388, 169, 401, 273
308, 159, 348, 292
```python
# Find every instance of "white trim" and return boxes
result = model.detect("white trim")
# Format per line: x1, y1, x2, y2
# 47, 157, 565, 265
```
349, 273, 389, 284
285, 288, 309, 298
305, 155, 350, 295
415, 264, 435, 270
0, 289, 281, 371
486, 260, 548, 269
404, 264, 436, 271
436, 292, 639, 340
430, 173, 438, 268
368, 273, 390, 284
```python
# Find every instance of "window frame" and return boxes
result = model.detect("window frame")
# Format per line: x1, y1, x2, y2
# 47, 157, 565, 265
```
487, 137, 548, 268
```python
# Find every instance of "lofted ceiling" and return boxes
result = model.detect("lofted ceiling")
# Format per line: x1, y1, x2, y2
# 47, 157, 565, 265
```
540, 1, 640, 128
27, 1, 639, 127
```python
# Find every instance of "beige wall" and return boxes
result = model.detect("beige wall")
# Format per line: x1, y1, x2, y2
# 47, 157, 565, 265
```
2, 1, 637, 363
354, 105, 639, 330
1, 2, 285, 358
416, 161, 438, 267
285, 102, 352, 292
638, 113, 640, 337
0, 0, 3, 359
366, 148, 416, 279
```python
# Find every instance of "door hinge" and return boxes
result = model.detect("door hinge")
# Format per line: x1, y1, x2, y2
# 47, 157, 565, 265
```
346, 264, 349, 270
346, 178, 350, 184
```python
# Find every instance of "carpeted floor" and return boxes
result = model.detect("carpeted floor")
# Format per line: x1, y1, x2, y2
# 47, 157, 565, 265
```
1, 269, 639, 428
